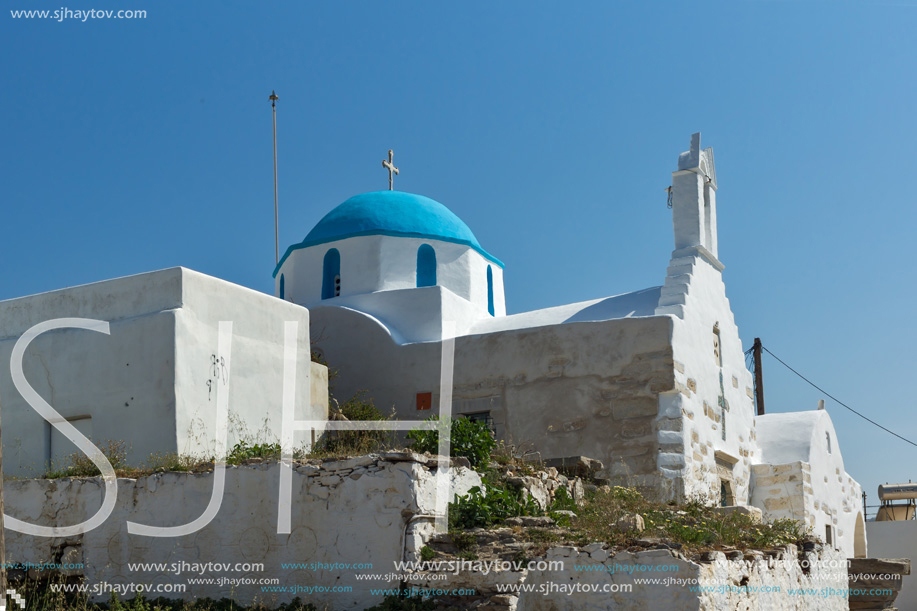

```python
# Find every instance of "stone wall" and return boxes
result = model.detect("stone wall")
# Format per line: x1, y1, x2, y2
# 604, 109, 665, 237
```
420, 543, 849, 610
750, 462, 815, 527
312, 307, 677, 498
4, 454, 480, 609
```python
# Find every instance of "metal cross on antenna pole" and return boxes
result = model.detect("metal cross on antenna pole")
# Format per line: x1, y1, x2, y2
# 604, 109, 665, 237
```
270, 90, 280, 265
382, 149, 399, 191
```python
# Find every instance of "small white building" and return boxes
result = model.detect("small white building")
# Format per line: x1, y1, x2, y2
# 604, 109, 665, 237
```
0, 267, 327, 476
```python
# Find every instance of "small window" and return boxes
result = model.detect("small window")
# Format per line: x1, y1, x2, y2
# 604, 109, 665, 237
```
826, 432, 832, 454
719, 480, 735, 507
825, 525, 833, 546
486, 266, 494, 316
713, 323, 722, 367
322, 249, 341, 300
416, 244, 437, 287
279, 274, 285, 300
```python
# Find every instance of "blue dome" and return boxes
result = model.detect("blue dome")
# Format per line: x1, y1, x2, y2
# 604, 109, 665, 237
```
274, 191, 502, 277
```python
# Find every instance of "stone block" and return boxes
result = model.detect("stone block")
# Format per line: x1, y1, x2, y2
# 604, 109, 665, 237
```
712, 505, 763, 523
612, 397, 658, 420
614, 513, 645, 533
542, 456, 604, 479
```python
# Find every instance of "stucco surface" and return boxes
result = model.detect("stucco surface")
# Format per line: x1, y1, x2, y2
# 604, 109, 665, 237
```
4, 457, 481, 608
753, 412, 863, 558
0, 268, 327, 476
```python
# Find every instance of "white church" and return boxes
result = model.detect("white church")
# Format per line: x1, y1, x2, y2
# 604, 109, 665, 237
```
0, 133, 866, 557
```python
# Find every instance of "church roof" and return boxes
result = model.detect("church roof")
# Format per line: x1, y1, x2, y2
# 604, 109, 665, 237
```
274, 191, 503, 277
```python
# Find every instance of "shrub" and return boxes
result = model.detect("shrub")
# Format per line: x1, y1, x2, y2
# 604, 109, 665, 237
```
225, 441, 281, 465
407, 416, 495, 469
449, 481, 542, 530
316, 391, 393, 456
44, 440, 129, 479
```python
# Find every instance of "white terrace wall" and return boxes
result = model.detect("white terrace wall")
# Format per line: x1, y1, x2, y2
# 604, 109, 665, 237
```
427, 544, 849, 610
0, 267, 327, 477
4, 455, 481, 609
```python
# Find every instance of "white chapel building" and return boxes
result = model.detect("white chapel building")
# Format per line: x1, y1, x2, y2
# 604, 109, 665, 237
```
274, 133, 866, 557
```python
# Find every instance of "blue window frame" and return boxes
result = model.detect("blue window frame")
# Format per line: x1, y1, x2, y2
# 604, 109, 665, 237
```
416, 244, 437, 287
486, 265, 494, 316
322, 248, 341, 300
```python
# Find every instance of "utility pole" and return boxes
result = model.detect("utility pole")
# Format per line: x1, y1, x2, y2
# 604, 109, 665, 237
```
0, 393, 6, 597
753, 338, 765, 416
270, 90, 280, 266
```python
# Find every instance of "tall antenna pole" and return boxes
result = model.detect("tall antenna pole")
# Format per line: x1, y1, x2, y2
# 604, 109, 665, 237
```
753, 338, 765, 416
270, 90, 280, 265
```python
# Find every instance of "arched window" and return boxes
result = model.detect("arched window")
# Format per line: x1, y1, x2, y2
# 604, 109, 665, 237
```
416, 244, 437, 287
322, 248, 341, 300
486, 265, 494, 316
279, 274, 285, 300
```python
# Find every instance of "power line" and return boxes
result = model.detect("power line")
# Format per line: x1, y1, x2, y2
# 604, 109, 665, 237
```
758, 344, 917, 449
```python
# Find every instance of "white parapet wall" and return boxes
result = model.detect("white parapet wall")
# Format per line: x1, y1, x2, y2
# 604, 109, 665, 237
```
424, 544, 850, 610
4, 454, 481, 609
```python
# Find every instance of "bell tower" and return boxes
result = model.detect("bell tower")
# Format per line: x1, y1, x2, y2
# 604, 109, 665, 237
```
671, 132, 719, 262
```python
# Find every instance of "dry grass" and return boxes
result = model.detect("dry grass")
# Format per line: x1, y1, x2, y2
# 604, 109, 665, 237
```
566, 485, 808, 553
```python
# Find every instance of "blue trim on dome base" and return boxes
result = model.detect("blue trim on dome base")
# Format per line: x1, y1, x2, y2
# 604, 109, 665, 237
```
273, 191, 504, 277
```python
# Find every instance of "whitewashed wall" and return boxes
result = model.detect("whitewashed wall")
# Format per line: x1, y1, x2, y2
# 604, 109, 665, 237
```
427, 544, 849, 611
656, 249, 759, 505
754, 411, 865, 558
276, 235, 505, 317
0, 268, 327, 476
4, 457, 481, 609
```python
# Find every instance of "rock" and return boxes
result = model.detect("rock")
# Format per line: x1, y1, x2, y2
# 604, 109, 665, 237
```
60, 546, 83, 576
615, 513, 645, 533
571, 478, 585, 505
519, 516, 555, 528
552, 510, 576, 519
543, 456, 605, 479
451, 456, 472, 469
379, 451, 427, 464
582, 542, 604, 554
590, 548, 609, 562
712, 505, 763, 524
507, 476, 550, 510
318, 475, 342, 486
323, 455, 375, 471
634, 537, 661, 547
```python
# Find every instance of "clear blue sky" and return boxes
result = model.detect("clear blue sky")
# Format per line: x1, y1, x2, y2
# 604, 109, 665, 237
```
2, 1, 915, 512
